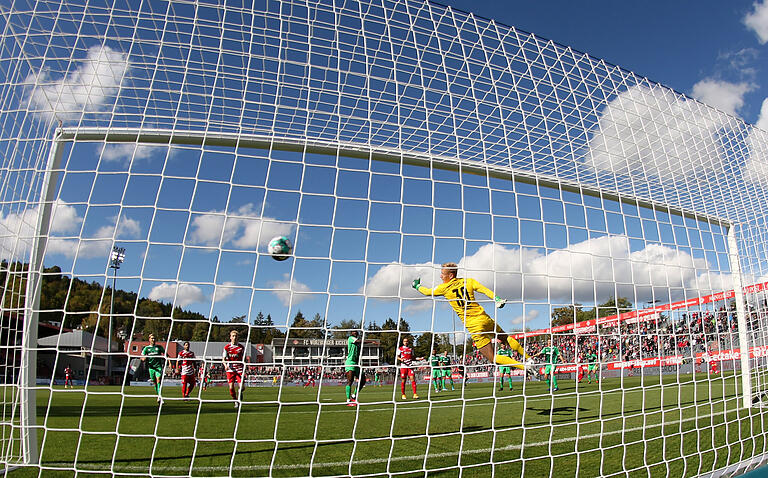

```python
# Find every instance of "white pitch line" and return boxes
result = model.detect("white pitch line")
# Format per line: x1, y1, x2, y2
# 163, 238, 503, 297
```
238, 391, 613, 415
43, 408, 730, 474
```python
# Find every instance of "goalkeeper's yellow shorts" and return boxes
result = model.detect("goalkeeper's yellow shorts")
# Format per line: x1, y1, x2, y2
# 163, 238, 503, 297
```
464, 313, 504, 349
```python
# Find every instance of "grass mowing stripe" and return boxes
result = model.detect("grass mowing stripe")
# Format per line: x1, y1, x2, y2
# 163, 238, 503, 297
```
37, 406, 731, 473
7, 374, 758, 477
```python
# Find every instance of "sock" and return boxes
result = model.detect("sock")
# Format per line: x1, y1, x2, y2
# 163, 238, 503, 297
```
411, 382, 417, 394
552, 375, 558, 388
494, 354, 526, 370
188, 383, 194, 396
401, 382, 406, 395
181, 382, 186, 397
506, 337, 531, 360
230, 388, 237, 399
345, 385, 351, 399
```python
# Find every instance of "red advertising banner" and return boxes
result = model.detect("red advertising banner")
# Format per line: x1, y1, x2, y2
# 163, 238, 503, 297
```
695, 345, 768, 363
512, 280, 768, 340
538, 345, 768, 374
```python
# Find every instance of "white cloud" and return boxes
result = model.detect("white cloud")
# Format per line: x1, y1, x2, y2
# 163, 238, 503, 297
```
586, 84, 732, 179
0, 200, 83, 258
0, 202, 144, 260
25, 45, 129, 121
50, 201, 84, 234
363, 236, 733, 306
268, 274, 313, 306
91, 214, 141, 241
757, 98, 768, 131
100, 143, 160, 163
745, 0, 768, 44
116, 215, 142, 238
742, 108, 768, 185
60, 213, 144, 259
512, 309, 539, 325
148, 280, 240, 309
213, 282, 238, 302
691, 79, 754, 116
189, 203, 294, 250
363, 262, 437, 297
148, 282, 207, 307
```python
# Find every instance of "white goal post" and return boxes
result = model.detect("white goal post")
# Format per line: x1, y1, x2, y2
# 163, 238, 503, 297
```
3, 0, 768, 475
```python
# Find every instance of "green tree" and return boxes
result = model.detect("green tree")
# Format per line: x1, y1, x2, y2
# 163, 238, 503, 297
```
413, 332, 446, 358
367, 317, 415, 364
250, 312, 284, 344
141, 318, 172, 341
596, 296, 633, 318
550, 304, 593, 326
331, 319, 362, 338
287, 311, 324, 339
191, 321, 210, 341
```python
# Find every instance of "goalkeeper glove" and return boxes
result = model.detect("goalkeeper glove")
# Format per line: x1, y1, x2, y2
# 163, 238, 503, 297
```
412, 278, 421, 290
494, 296, 506, 308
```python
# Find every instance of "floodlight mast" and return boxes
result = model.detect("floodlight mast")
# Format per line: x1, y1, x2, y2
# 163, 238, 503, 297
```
107, 246, 125, 381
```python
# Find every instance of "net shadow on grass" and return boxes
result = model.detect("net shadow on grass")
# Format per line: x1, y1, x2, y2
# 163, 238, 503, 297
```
69, 440, 333, 466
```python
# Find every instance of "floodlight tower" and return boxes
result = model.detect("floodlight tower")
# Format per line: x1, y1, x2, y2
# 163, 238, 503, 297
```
107, 246, 125, 381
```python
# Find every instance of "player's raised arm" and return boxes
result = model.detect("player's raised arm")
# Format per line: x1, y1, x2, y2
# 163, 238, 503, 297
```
467, 278, 506, 308
412, 277, 448, 296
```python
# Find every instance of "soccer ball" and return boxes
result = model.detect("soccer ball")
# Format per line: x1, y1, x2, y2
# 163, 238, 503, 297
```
268, 236, 293, 261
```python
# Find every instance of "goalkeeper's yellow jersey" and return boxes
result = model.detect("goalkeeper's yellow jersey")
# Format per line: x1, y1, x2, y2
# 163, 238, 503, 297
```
417, 277, 495, 322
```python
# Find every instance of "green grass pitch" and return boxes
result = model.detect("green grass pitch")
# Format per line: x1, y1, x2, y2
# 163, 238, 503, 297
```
3, 371, 767, 477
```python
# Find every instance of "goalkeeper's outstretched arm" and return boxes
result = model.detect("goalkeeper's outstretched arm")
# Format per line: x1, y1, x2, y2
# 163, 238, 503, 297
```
412, 277, 445, 296
468, 279, 506, 308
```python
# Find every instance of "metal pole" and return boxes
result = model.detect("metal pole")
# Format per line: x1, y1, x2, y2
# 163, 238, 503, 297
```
108, 271, 116, 383
727, 224, 751, 408
22, 133, 65, 464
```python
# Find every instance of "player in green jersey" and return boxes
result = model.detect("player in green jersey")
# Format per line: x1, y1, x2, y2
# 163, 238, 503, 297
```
141, 334, 166, 403
345, 331, 366, 406
586, 348, 599, 384
497, 341, 514, 391
429, 349, 442, 392
439, 354, 454, 391
533, 338, 560, 392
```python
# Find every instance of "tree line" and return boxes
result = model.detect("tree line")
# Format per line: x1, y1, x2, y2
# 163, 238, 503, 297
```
2, 261, 629, 364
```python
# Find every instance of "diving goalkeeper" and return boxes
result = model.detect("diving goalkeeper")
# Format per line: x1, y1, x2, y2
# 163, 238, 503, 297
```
413, 262, 533, 374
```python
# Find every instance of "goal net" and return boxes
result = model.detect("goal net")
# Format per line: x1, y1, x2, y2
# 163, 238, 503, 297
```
2, 0, 768, 476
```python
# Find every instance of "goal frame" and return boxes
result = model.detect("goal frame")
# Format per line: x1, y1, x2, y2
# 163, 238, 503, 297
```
16, 126, 756, 467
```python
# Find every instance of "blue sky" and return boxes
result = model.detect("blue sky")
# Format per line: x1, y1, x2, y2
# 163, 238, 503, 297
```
8, 0, 768, 339
440, 0, 768, 130
32, 139, 738, 337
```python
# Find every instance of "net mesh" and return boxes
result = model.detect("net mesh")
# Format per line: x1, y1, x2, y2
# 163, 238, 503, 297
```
0, 0, 768, 476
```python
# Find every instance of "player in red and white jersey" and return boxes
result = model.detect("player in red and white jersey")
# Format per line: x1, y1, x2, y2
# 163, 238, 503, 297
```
200, 366, 210, 391
178, 341, 197, 399
303, 368, 316, 388
223, 330, 245, 406
396, 337, 419, 400
709, 345, 720, 375
64, 366, 73, 388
